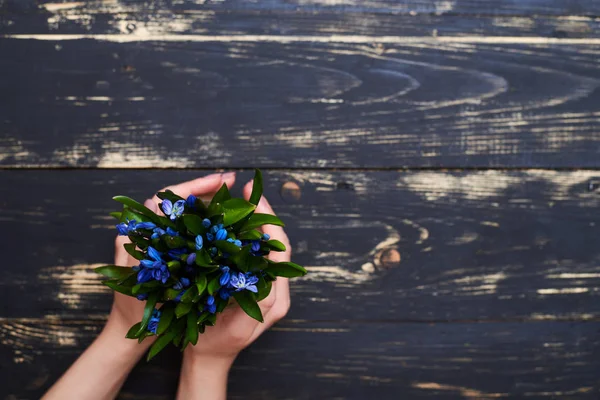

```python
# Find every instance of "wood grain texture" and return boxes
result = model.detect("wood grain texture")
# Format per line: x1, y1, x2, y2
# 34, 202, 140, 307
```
2, 8, 600, 38
2, 39, 600, 168
3, 0, 600, 16
2, 170, 599, 321
1, 318, 599, 399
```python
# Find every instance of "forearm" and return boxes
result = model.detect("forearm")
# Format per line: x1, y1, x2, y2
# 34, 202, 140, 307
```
42, 317, 151, 400
176, 349, 234, 400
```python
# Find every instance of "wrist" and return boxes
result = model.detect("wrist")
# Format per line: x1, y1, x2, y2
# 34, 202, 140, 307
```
176, 349, 234, 400
101, 313, 154, 360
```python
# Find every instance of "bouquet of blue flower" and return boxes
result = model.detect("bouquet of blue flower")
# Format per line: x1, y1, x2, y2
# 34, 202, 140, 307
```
95, 170, 306, 361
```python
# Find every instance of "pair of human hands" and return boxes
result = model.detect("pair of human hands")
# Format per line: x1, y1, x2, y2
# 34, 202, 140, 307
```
109, 172, 291, 363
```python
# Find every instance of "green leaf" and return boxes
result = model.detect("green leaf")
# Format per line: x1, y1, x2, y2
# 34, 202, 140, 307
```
120, 207, 151, 224
137, 292, 159, 335
204, 313, 217, 326
207, 276, 221, 295
109, 211, 122, 220
175, 302, 193, 319
233, 291, 263, 322
147, 330, 177, 361
95, 265, 134, 280
238, 230, 263, 240
249, 169, 263, 205
113, 196, 160, 223
103, 280, 134, 296
266, 261, 307, 278
124, 243, 145, 260
210, 183, 232, 207
183, 214, 206, 235
206, 202, 223, 218
180, 286, 198, 303
240, 213, 285, 232
163, 288, 182, 301
186, 312, 199, 345
132, 281, 160, 295
256, 275, 273, 302
222, 198, 256, 226
195, 275, 207, 296
264, 239, 286, 252
216, 297, 229, 313
195, 249, 215, 267
157, 305, 175, 335
230, 246, 267, 273
125, 322, 143, 339
214, 240, 241, 255
163, 235, 187, 249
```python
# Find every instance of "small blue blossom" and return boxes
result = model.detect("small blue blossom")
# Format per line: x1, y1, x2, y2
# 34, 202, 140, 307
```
136, 222, 156, 230
205, 295, 216, 314
202, 218, 211, 228
262, 233, 270, 241
136, 293, 148, 301
251, 240, 261, 253
151, 227, 166, 239
137, 268, 153, 283
216, 228, 228, 241
233, 240, 242, 247
206, 232, 214, 242
210, 247, 218, 256
152, 264, 170, 284
227, 238, 234, 243
195, 235, 203, 250
173, 277, 190, 290
218, 287, 231, 300
219, 266, 231, 286
116, 222, 129, 236
166, 227, 180, 237
210, 224, 222, 234
147, 309, 161, 334
162, 199, 186, 221
186, 194, 197, 208
229, 272, 259, 293
141, 247, 164, 269
168, 248, 187, 260
187, 252, 196, 265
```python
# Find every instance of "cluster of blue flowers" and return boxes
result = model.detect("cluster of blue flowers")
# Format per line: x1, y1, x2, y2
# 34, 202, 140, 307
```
115, 194, 266, 332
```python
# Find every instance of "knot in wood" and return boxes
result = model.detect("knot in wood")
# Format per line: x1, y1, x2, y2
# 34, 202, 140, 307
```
281, 181, 301, 202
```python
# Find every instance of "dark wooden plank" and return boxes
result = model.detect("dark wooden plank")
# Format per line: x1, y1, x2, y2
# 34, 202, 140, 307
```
1, 319, 599, 399
4, 0, 600, 16
2, 9, 600, 38
2, 39, 600, 168
2, 170, 599, 321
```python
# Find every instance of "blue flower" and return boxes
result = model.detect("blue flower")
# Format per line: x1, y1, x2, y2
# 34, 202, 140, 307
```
233, 240, 242, 247
166, 227, 180, 237
186, 194, 197, 208
152, 264, 170, 284
136, 293, 148, 301
136, 222, 156, 230
161, 199, 186, 221
210, 224, 222, 234
140, 247, 164, 269
218, 287, 231, 300
262, 233, 270, 241
168, 248, 187, 259
206, 232, 214, 242
195, 235, 203, 250
187, 252, 196, 265
219, 266, 231, 286
116, 223, 129, 236
205, 295, 216, 314
202, 218, 211, 228
137, 268, 153, 283
151, 227, 166, 239
147, 309, 161, 334
210, 247, 218, 256
229, 272, 259, 293
173, 277, 190, 290
174, 289, 186, 302
216, 228, 227, 241
251, 240, 261, 253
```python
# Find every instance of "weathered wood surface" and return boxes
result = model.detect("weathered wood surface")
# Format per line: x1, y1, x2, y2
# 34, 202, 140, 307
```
2, 39, 600, 168
4, 0, 600, 16
3, 7, 600, 38
2, 170, 599, 321
2, 319, 599, 399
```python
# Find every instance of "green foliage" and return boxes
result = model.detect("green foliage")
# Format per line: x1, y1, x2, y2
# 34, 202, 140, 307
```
95, 265, 134, 280
266, 261, 307, 278
249, 169, 263, 205
240, 213, 284, 232
233, 291, 263, 322
222, 198, 256, 226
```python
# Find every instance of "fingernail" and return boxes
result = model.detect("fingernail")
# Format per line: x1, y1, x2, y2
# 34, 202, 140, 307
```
144, 198, 157, 212
222, 172, 236, 180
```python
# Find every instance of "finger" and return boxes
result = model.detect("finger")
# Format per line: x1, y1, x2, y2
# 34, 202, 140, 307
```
249, 278, 290, 341
151, 172, 236, 205
220, 284, 277, 342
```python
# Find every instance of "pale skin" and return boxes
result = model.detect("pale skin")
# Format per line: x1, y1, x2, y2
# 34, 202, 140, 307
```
42, 172, 292, 400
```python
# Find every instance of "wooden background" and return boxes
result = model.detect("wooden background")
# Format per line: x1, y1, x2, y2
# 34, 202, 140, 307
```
1, 1, 600, 398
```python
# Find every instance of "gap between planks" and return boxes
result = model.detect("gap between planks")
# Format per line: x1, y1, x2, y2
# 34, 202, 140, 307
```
5, 34, 600, 44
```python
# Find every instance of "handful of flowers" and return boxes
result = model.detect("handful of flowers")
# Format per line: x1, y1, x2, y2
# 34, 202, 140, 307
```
95, 170, 306, 361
